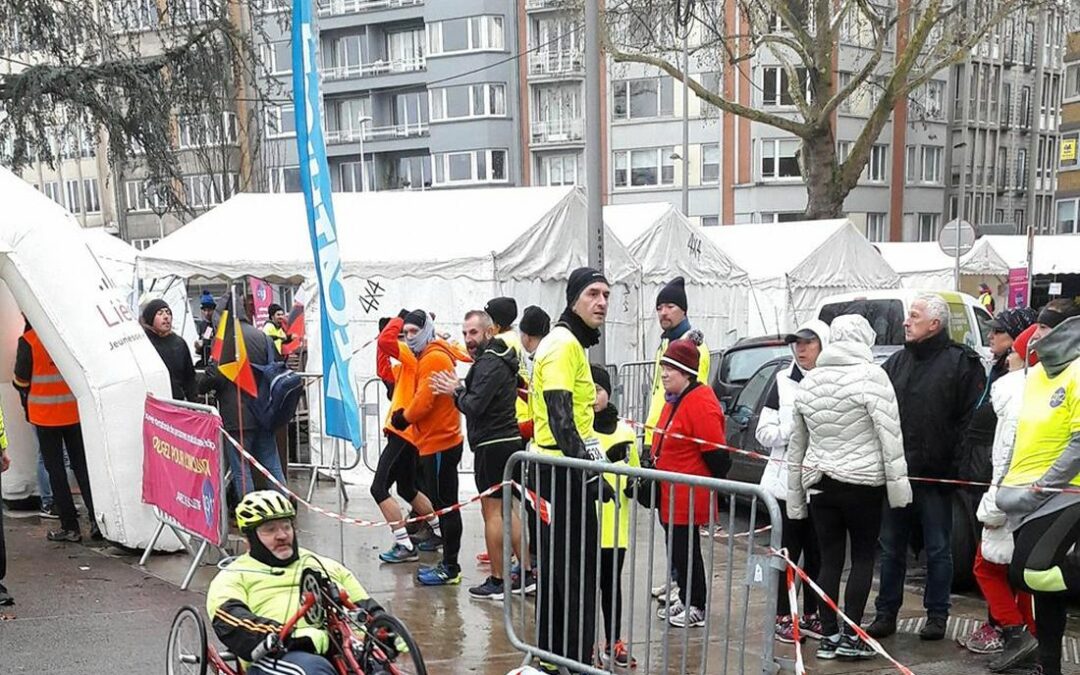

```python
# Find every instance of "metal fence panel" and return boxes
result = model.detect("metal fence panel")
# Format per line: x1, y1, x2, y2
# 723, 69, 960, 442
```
614, 360, 655, 430
503, 452, 783, 675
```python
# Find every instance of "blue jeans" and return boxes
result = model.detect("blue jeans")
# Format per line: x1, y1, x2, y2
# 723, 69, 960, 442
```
247, 651, 336, 675
227, 428, 285, 497
875, 485, 953, 619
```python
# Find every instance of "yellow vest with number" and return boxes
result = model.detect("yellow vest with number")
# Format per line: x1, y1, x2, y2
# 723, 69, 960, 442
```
1003, 359, 1080, 487
598, 422, 639, 548
531, 326, 596, 457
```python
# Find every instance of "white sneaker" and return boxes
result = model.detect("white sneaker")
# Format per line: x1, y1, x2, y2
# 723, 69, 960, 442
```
656, 597, 684, 619
668, 605, 706, 628
651, 580, 675, 598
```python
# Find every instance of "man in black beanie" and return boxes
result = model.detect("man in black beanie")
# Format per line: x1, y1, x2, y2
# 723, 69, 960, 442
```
530, 266, 614, 672
142, 299, 197, 401
519, 305, 551, 358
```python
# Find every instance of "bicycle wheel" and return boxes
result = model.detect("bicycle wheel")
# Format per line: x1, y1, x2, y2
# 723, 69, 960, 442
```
166, 606, 208, 675
363, 613, 426, 675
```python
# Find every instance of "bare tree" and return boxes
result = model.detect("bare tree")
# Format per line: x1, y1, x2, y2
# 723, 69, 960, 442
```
0, 0, 283, 216
604, 0, 1062, 219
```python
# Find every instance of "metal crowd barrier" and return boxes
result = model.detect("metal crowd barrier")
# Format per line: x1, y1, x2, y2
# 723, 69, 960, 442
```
502, 451, 784, 675
614, 360, 655, 429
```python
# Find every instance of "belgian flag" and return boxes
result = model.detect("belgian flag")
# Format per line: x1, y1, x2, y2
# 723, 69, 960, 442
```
210, 294, 258, 397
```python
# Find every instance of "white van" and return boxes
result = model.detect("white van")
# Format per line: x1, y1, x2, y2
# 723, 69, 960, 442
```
815, 289, 995, 362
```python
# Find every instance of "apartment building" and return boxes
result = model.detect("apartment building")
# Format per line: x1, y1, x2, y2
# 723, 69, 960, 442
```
1055, 30, 1080, 234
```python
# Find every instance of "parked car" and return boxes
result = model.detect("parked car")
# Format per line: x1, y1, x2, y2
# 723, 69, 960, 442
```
721, 356, 792, 486
711, 335, 791, 412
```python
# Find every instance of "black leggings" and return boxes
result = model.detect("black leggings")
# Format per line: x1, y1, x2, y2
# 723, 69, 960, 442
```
1009, 503, 1080, 675
418, 445, 463, 571
669, 524, 707, 609
369, 433, 419, 504
775, 501, 820, 616
808, 478, 884, 636
599, 548, 627, 641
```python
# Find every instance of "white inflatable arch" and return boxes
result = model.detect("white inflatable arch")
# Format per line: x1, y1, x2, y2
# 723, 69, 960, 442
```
0, 168, 173, 549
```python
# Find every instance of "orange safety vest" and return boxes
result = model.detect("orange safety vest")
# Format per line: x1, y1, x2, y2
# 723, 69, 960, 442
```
24, 329, 79, 427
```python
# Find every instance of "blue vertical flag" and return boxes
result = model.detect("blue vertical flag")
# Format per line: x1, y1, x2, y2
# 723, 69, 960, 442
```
292, 0, 363, 448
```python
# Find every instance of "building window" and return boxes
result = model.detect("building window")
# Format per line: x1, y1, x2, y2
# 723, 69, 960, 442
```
269, 166, 301, 193
866, 144, 887, 182
387, 28, 425, 68
761, 66, 811, 106
760, 139, 801, 180
262, 41, 292, 76
427, 16, 504, 56
83, 178, 101, 213
1067, 63, 1080, 101
392, 91, 430, 129
131, 237, 160, 251
837, 141, 851, 164
184, 173, 238, 208
43, 181, 62, 205
1016, 148, 1028, 188
701, 215, 720, 227
612, 77, 674, 120
430, 83, 506, 121
908, 80, 944, 120
339, 161, 374, 192
905, 146, 917, 183
1057, 199, 1078, 234
1019, 85, 1032, 128
178, 112, 238, 149
701, 144, 719, 184
917, 213, 939, 242
866, 213, 888, 242
64, 179, 81, 212
761, 212, 804, 223
538, 154, 579, 186
920, 146, 942, 184
108, 0, 159, 32
432, 149, 508, 185
125, 180, 166, 212
1001, 82, 1013, 127
392, 155, 433, 190
265, 105, 296, 138
168, 0, 214, 24
612, 147, 675, 188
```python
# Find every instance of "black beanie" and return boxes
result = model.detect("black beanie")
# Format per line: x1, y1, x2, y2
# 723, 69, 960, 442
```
520, 306, 551, 337
485, 297, 518, 329
590, 364, 612, 397
1038, 301, 1080, 329
141, 299, 170, 327
267, 303, 284, 317
403, 309, 427, 328
566, 267, 608, 307
656, 276, 688, 312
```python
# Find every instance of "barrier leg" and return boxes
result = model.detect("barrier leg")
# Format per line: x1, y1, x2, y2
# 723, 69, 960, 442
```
138, 521, 166, 567
181, 538, 210, 591
305, 466, 318, 502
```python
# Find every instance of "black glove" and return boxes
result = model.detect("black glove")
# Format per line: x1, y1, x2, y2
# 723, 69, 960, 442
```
358, 597, 384, 617
587, 476, 616, 503
250, 633, 285, 662
605, 441, 630, 464
390, 409, 409, 431
383, 381, 395, 401
284, 636, 317, 654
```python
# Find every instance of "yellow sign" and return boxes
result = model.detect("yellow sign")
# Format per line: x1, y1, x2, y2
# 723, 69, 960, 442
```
1062, 138, 1077, 162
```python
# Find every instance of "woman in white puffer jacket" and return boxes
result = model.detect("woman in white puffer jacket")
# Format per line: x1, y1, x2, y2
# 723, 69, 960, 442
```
787, 314, 912, 660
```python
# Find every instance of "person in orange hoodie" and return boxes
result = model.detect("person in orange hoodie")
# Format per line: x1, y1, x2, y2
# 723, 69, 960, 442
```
388, 309, 471, 586
373, 311, 437, 564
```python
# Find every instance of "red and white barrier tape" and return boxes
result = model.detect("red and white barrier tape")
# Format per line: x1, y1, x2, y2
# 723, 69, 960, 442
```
784, 559, 806, 675
771, 548, 915, 675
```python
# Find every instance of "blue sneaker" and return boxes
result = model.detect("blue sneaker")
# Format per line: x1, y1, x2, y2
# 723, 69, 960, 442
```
416, 563, 462, 586
417, 535, 443, 552
379, 543, 418, 564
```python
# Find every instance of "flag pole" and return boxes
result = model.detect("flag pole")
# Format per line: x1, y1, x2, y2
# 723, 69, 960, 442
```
232, 281, 247, 495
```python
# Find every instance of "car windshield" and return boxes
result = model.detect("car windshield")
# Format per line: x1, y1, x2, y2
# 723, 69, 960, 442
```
819, 299, 905, 345
723, 345, 790, 383
734, 360, 783, 411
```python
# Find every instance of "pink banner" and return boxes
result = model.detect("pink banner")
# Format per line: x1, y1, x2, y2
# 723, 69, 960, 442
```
1008, 267, 1029, 309
142, 396, 224, 545
248, 276, 273, 328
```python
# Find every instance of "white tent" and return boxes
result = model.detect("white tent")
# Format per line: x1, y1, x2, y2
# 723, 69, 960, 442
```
139, 187, 643, 474
705, 219, 901, 335
875, 240, 1010, 298
0, 167, 173, 549
605, 202, 750, 357
982, 235, 1080, 275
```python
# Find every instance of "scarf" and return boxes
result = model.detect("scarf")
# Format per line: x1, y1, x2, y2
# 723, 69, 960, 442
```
406, 320, 436, 355
661, 317, 691, 342
557, 308, 600, 348
593, 403, 620, 435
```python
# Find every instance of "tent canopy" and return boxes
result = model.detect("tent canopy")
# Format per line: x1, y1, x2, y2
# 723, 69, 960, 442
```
982, 235, 1080, 275
139, 186, 637, 283
876, 240, 1009, 276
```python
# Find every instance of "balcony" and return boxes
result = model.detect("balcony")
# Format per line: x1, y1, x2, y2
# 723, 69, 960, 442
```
325, 122, 430, 145
525, 0, 564, 10
531, 118, 584, 145
323, 56, 425, 81
528, 49, 584, 77
317, 0, 421, 17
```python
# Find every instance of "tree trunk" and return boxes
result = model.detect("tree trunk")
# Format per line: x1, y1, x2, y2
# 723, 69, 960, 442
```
799, 126, 848, 220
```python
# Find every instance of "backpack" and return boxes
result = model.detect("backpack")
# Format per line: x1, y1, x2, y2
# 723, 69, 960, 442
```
250, 335, 304, 431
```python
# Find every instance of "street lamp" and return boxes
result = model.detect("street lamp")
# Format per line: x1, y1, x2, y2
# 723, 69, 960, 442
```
357, 115, 372, 192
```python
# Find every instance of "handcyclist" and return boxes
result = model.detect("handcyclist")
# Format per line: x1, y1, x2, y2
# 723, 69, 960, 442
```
206, 491, 383, 675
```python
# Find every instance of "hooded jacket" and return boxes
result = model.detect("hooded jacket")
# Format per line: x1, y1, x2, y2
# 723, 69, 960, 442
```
881, 325, 986, 479
377, 317, 419, 444
755, 319, 830, 502
145, 327, 197, 402
453, 337, 522, 450
998, 316, 1080, 526
977, 367, 1027, 563
401, 338, 470, 456
787, 315, 912, 520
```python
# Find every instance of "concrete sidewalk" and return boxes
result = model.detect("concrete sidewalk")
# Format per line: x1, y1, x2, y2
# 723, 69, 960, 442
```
3, 476, 1080, 674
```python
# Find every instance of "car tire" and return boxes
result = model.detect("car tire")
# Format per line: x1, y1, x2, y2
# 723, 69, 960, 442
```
951, 490, 979, 592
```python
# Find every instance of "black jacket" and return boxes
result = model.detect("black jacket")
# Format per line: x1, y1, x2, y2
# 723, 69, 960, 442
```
453, 337, 522, 449
145, 329, 197, 401
197, 320, 276, 432
881, 329, 987, 480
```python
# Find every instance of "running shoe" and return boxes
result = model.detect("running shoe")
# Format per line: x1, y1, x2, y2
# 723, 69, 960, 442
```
38, 504, 59, 520
816, 633, 841, 660
468, 576, 504, 600
961, 622, 1004, 654
511, 569, 538, 595
651, 580, 676, 598
379, 544, 419, 564
417, 534, 443, 552
46, 528, 81, 543
774, 614, 803, 644
668, 605, 706, 628
416, 563, 462, 586
596, 639, 637, 668
656, 597, 683, 620
799, 612, 824, 640
836, 634, 877, 659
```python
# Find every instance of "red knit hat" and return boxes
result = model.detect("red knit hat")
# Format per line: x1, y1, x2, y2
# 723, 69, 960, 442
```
661, 338, 700, 376
1013, 323, 1039, 367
